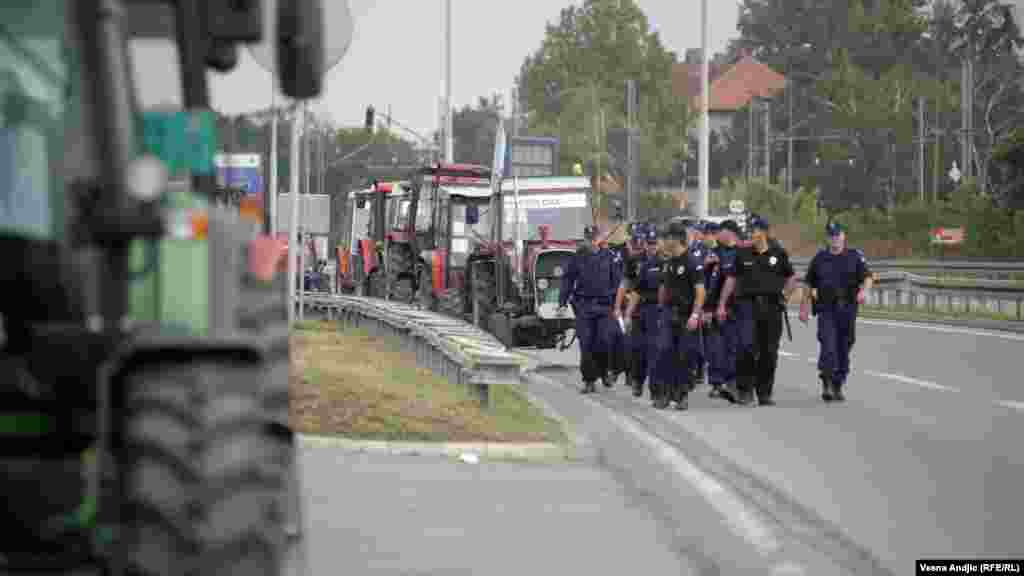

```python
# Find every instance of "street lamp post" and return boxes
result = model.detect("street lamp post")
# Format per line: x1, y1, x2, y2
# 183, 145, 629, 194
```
699, 0, 710, 219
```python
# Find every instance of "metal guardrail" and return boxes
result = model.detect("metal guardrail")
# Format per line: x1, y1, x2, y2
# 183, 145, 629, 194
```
793, 269, 1024, 321
299, 292, 526, 407
790, 258, 1024, 274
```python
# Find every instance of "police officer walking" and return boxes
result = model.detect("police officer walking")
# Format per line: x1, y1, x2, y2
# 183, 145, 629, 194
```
717, 215, 797, 406
560, 224, 621, 394
799, 222, 873, 402
686, 222, 709, 388
708, 220, 742, 398
653, 221, 705, 409
617, 223, 662, 398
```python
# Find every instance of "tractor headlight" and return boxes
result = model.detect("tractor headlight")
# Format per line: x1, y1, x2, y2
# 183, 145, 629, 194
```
537, 278, 549, 290
127, 154, 168, 202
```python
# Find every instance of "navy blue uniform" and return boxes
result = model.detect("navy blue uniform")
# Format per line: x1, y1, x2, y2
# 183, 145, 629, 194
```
605, 243, 630, 381
727, 241, 794, 404
686, 240, 707, 382
654, 252, 703, 408
560, 245, 621, 391
626, 251, 663, 397
705, 243, 739, 392
805, 247, 870, 393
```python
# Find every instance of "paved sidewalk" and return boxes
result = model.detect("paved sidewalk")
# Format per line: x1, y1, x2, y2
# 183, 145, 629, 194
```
288, 449, 693, 576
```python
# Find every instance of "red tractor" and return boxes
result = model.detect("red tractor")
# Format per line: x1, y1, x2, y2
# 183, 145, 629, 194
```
471, 176, 596, 348
346, 180, 411, 298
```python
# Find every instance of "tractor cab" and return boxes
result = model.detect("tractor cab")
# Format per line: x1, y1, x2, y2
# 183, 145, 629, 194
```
0, 0, 325, 572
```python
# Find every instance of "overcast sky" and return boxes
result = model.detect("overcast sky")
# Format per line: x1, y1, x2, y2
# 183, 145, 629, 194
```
133, 1, 741, 138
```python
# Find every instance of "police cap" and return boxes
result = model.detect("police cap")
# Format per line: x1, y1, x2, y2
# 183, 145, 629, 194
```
748, 214, 770, 230
719, 219, 741, 235
630, 222, 646, 240
826, 221, 846, 236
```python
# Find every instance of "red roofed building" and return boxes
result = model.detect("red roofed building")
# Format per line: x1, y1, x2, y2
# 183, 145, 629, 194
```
663, 50, 787, 210
672, 49, 787, 139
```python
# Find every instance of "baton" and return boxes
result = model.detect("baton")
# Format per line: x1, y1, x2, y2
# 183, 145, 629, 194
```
781, 300, 793, 342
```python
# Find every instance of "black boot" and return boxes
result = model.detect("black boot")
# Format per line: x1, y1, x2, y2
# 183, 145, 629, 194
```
719, 381, 738, 403
832, 380, 845, 402
675, 390, 689, 410
632, 376, 643, 397
821, 375, 834, 402
581, 381, 596, 394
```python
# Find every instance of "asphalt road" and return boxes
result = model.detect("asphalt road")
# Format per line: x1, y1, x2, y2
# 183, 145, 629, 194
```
525, 317, 1024, 573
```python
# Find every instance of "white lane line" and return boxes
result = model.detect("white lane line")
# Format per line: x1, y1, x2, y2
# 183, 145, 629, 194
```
594, 400, 783, 556
996, 400, 1024, 412
856, 318, 1024, 342
862, 370, 959, 393
779, 350, 799, 358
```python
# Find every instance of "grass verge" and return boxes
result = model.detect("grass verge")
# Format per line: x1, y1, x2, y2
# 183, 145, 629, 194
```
289, 320, 566, 444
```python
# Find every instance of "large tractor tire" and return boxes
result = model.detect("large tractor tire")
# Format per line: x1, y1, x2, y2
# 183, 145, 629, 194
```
470, 263, 497, 320
366, 269, 386, 299
238, 265, 302, 548
417, 267, 436, 311
122, 360, 287, 576
437, 288, 466, 318
386, 247, 415, 302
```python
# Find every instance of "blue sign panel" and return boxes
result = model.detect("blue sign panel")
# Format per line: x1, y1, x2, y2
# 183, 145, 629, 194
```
214, 154, 263, 196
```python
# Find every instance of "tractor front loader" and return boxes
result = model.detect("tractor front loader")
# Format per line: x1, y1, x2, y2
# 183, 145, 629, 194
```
0, 1, 325, 574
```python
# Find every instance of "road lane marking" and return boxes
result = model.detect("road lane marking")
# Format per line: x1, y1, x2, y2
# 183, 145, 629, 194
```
593, 400, 783, 556
856, 318, 1024, 342
779, 351, 799, 358
996, 400, 1024, 412
862, 370, 959, 393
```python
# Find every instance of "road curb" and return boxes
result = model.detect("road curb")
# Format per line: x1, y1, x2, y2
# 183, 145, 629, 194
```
297, 434, 576, 463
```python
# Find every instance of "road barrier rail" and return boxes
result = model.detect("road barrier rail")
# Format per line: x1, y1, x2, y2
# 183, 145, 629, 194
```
790, 257, 1024, 276
299, 292, 526, 406
792, 268, 1024, 321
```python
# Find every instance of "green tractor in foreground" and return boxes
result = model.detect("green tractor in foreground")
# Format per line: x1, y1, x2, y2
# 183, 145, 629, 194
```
0, 0, 325, 573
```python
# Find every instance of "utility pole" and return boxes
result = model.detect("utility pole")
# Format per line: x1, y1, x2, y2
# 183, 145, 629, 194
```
960, 49, 973, 184
763, 99, 771, 183
444, 0, 454, 163
269, 78, 278, 235
787, 78, 794, 195
918, 96, 926, 203
698, 0, 710, 219
626, 79, 636, 221
748, 102, 755, 184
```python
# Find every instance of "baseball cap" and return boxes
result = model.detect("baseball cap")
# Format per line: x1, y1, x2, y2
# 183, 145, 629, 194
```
748, 214, 770, 230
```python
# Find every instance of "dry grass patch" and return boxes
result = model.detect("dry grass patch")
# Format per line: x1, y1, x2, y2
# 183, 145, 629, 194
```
289, 321, 566, 443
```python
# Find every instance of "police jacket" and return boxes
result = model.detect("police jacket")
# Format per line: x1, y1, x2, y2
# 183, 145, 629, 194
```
804, 248, 870, 305
728, 242, 795, 299
660, 251, 703, 314
559, 246, 621, 307
626, 254, 663, 306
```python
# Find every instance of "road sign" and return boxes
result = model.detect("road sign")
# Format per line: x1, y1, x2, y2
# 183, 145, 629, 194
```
930, 226, 965, 245
214, 153, 263, 196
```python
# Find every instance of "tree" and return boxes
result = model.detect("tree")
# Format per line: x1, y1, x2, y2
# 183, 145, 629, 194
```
949, 0, 1024, 196
515, 0, 692, 186
452, 95, 503, 166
